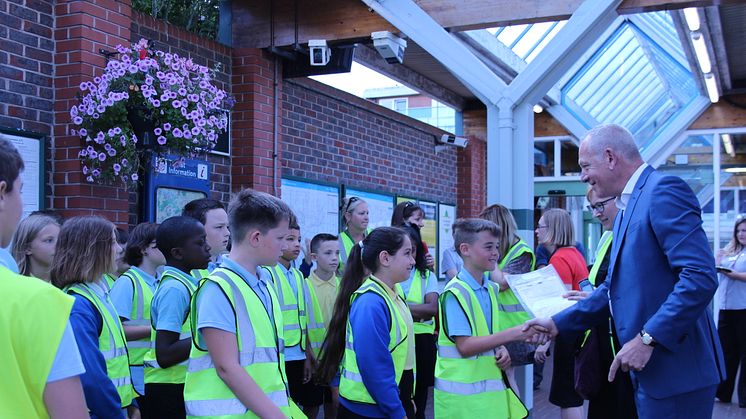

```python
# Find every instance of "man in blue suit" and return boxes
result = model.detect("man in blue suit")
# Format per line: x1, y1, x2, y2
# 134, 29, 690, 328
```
526, 124, 724, 418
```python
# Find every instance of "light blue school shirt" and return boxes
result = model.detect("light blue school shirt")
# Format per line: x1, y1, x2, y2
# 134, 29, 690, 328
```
48, 321, 86, 382
442, 269, 493, 336
0, 248, 18, 273
272, 263, 305, 361
110, 266, 159, 321
150, 266, 199, 333
195, 257, 275, 338
399, 268, 439, 297
110, 266, 159, 395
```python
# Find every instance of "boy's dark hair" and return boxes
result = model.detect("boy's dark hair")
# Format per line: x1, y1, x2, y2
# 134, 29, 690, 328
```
182, 198, 226, 225
124, 223, 159, 266
0, 140, 24, 192
29, 209, 65, 225
452, 218, 500, 256
228, 188, 293, 244
115, 227, 129, 245
156, 216, 202, 261
310, 233, 338, 254
288, 212, 300, 231
391, 201, 424, 227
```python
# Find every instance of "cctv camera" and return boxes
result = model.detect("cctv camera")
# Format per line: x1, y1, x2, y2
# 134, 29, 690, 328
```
438, 134, 468, 148
309, 40, 331, 66
372, 31, 407, 64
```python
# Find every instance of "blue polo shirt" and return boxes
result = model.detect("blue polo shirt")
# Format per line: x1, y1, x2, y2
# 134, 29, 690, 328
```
150, 266, 198, 333
442, 269, 494, 336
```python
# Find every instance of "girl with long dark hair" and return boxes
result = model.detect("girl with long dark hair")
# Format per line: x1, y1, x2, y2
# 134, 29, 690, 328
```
317, 227, 415, 418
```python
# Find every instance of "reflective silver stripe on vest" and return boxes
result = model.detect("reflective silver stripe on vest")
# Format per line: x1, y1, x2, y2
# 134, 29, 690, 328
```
129, 272, 145, 321
185, 391, 289, 416
111, 376, 132, 388
498, 303, 524, 313
101, 346, 128, 361
503, 243, 529, 264
434, 377, 506, 395
342, 369, 363, 383
437, 345, 494, 360
448, 282, 475, 320
128, 340, 153, 349
284, 323, 301, 331
211, 271, 258, 352
126, 319, 150, 326
188, 348, 280, 373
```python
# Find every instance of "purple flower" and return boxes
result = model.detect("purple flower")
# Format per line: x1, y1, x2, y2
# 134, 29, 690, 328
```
172, 128, 183, 138
79, 128, 87, 136
172, 100, 181, 108
191, 126, 200, 136
113, 127, 121, 134
157, 136, 167, 145
98, 152, 106, 161
151, 99, 161, 108
178, 88, 187, 96
163, 123, 171, 131
131, 174, 139, 181
86, 176, 94, 183
183, 130, 192, 139
107, 148, 116, 156
73, 116, 83, 125
154, 127, 162, 135
121, 158, 129, 167
113, 163, 121, 173
82, 165, 89, 174
92, 169, 101, 177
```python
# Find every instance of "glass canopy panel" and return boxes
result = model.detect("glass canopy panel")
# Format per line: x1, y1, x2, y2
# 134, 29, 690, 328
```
560, 12, 698, 154
488, 21, 567, 63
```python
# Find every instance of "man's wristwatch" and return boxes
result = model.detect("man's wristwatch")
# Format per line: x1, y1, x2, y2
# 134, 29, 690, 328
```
640, 330, 657, 347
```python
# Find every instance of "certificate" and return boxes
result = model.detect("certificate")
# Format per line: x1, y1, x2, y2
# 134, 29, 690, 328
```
505, 265, 576, 318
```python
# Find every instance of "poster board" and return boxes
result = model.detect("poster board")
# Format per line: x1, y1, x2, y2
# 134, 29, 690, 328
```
281, 179, 340, 243
438, 203, 456, 280
0, 131, 43, 218
419, 200, 438, 271
346, 188, 394, 230
143, 155, 212, 222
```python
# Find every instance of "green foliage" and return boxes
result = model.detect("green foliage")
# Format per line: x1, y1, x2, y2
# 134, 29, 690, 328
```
132, 0, 220, 39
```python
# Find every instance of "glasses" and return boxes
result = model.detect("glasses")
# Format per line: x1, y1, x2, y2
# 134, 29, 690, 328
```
586, 197, 616, 213
342, 196, 359, 213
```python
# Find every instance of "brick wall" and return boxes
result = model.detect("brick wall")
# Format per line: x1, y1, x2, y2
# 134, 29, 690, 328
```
1, 0, 55, 207
282, 78, 458, 204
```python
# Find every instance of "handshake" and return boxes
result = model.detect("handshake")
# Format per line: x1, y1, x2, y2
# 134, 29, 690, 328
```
519, 317, 558, 345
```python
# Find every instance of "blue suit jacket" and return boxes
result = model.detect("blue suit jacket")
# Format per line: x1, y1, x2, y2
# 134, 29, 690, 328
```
554, 166, 725, 398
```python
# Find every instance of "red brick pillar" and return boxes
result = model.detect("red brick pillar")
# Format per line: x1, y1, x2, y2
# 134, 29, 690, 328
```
53, 0, 132, 224
458, 109, 487, 217
230, 48, 281, 195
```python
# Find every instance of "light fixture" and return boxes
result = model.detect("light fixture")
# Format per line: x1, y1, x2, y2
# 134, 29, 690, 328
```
722, 134, 736, 157
683, 8, 701, 32
533, 105, 543, 113
725, 167, 746, 173
690, 32, 711, 74
704, 73, 719, 103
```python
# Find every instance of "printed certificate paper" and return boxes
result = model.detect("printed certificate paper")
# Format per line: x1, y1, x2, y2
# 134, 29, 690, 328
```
505, 265, 576, 318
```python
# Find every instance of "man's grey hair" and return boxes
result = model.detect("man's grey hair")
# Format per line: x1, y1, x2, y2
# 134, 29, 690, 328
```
582, 124, 642, 162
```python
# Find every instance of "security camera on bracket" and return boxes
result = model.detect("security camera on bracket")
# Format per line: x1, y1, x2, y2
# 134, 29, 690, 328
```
372, 31, 407, 64
308, 39, 331, 66
435, 134, 468, 152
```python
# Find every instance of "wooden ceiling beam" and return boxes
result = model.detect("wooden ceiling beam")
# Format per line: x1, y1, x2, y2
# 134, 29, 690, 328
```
233, 0, 723, 48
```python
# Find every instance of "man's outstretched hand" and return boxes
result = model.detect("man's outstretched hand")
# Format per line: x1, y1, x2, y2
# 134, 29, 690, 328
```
522, 317, 558, 345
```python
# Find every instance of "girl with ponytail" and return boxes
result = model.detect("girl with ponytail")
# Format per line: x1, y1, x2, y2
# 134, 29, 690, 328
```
317, 227, 416, 419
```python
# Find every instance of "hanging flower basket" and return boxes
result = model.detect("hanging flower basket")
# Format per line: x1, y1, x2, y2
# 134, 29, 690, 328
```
69, 38, 233, 185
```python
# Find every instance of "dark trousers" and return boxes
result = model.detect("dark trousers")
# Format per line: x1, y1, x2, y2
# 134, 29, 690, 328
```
716, 309, 746, 405
413, 333, 436, 419
336, 369, 415, 419
142, 383, 185, 419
